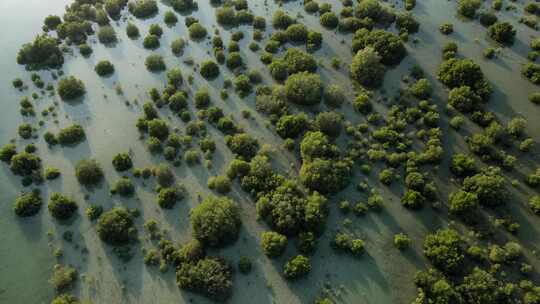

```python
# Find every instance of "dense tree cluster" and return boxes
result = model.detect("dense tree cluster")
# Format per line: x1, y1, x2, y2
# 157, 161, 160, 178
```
352, 29, 406, 65
438, 58, 492, 101
17, 35, 63, 70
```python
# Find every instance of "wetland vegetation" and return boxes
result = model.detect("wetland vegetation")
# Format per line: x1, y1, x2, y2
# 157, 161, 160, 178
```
3, 0, 540, 303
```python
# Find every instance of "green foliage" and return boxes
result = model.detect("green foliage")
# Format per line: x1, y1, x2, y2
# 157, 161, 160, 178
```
17, 35, 64, 69
423, 228, 464, 273
188, 22, 207, 40
462, 166, 506, 207
449, 190, 478, 215
128, 0, 158, 18
284, 72, 322, 106
49, 264, 77, 292
522, 63, 540, 84
286, 23, 308, 42
145, 54, 166, 72
207, 175, 232, 194
97, 207, 136, 245
57, 76, 86, 101
157, 186, 183, 208
276, 113, 309, 139
448, 86, 482, 113
260, 231, 288, 257
45, 167, 61, 180
10, 152, 41, 176
283, 48, 317, 74
112, 178, 135, 197
409, 78, 432, 99
352, 29, 406, 65
171, 38, 186, 55
75, 159, 103, 186
97, 26, 117, 44
529, 195, 540, 215
300, 131, 338, 162
176, 257, 233, 300
112, 153, 132, 171
51, 294, 79, 304
126, 22, 140, 38
300, 158, 351, 194
143, 34, 160, 49
48, 193, 78, 220
457, 0, 481, 18
272, 10, 295, 29
225, 133, 259, 160
437, 58, 492, 100
320, 12, 339, 29
94, 60, 115, 76
200, 60, 219, 79
256, 180, 328, 235
394, 233, 411, 250
58, 124, 85, 146
147, 119, 169, 140
190, 195, 241, 247
13, 192, 42, 217
350, 47, 385, 88
283, 255, 311, 279
488, 22, 516, 45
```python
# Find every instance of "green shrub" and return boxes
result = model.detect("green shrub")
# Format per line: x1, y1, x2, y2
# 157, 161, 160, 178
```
522, 63, 540, 84
157, 186, 183, 208
188, 22, 207, 40
112, 178, 134, 197
457, 0, 481, 18
128, 0, 158, 18
176, 257, 233, 300
126, 22, 140, 38
260, 231, 288, 257
94, 60, 115, 76
49, 264, 77, 292
112, 153, 132, 171
171, 38, 186, 55
286, 23, 308, 42
97, 207, 136, 245
284, 72, 322, 105
283, 255, 311, 279
350, 47, 385, 88
225, 133, 259, 160
75, 159, 103, 186
208, 175, 232, 194
200, 60, 219, 79
145, 54, 166, 72
143, 34, 160, 49
97, 26, 117, 44
48, 193, 78, 220
10, 152, 41, 176
58, 124, 85, 145
352, 29, 406, 65
283, 48, 317, 74
17, 34, 64, 69
488, 22, 516, 45
57, 76, 86, 101
320, 12, 339, 29
190, 195, 241, 247
164, 11, 178, 25
423, 228, 464, 273
437, 58, 491, 100
13, 192, 42, 217
394, 233, 411, 250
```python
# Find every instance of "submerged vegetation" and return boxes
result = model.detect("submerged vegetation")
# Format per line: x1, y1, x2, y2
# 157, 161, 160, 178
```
4, 0, 540, 303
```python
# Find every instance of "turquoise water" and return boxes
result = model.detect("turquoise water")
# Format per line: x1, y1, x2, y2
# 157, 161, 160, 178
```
1, 0, 540, 303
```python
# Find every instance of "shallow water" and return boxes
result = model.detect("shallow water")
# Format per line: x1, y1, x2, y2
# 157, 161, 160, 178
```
1, 0, 540, 303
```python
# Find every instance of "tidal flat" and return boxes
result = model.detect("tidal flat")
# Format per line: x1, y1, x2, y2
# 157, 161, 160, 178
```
2, 0, 540, 303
